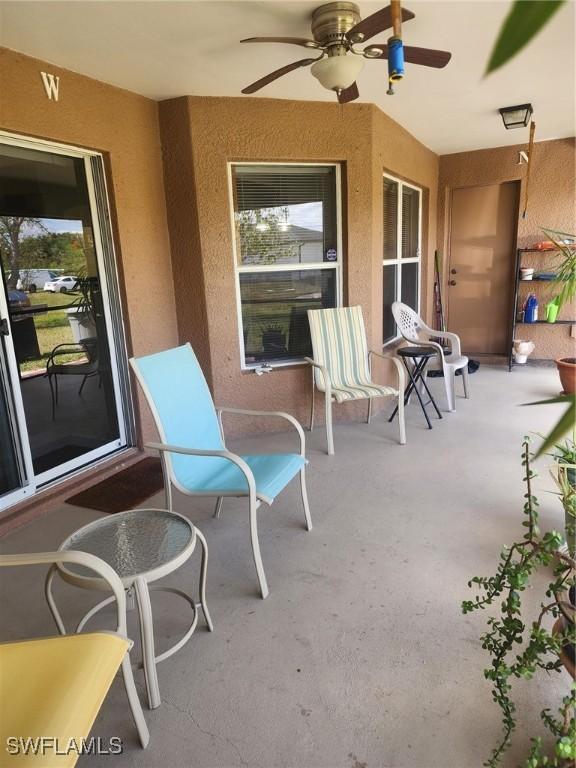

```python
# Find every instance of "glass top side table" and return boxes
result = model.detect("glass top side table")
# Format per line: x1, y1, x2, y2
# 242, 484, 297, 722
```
45, 508, 213, 710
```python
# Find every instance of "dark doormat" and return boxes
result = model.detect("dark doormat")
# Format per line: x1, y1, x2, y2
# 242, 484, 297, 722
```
66, 457, 164, 513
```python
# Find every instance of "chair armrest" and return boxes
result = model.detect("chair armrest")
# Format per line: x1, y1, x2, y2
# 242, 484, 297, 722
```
145, 442, 257, 500
216, 408, 305, 456
46, 343, 88, 367
0, 551, 129, 637
368, 350, 406, 396
412, 338, 447, 364
304, 357, 332, 397
437, 331, 461, 356
420, 325, 462, 356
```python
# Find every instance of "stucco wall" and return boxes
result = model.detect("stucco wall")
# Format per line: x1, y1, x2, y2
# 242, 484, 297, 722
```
159, 96, 438, 431
438, 138, 576, 360
0, 47, 178, 440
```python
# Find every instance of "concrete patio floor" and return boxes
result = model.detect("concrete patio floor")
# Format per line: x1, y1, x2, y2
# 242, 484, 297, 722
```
0, 363, 571, 768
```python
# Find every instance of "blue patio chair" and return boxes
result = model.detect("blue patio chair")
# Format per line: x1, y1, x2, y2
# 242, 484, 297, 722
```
130, 343, 312, 599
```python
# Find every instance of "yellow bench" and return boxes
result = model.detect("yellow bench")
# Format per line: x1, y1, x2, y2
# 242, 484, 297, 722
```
0, 551, 149, 766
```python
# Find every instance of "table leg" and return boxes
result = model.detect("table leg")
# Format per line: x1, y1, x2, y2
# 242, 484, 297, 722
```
405, 357, 433, 429
418, 368, 443, 419
134, 576, 161, 710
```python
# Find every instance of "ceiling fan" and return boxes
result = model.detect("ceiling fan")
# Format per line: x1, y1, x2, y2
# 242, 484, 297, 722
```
240, 1, 451, 103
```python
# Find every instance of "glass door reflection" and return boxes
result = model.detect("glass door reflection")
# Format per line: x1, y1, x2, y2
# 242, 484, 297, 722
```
0, 142, 124, 483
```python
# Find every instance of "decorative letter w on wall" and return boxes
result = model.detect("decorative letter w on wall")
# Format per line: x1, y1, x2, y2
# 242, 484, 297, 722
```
40, 72, 60, 101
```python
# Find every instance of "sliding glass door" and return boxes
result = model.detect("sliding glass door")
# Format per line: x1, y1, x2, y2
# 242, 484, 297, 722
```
0, 134, 132, 511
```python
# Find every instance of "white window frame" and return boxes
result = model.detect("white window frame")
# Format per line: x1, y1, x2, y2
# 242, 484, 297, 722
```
228, 162, 343, 370
382, 172, 422, 346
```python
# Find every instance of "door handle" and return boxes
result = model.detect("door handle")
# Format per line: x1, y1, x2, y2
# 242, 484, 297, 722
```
449, 280, 457, 286
0, 318, 9, 336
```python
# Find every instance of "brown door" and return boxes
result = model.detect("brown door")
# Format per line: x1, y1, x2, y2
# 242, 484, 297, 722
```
447, 181, 520, 354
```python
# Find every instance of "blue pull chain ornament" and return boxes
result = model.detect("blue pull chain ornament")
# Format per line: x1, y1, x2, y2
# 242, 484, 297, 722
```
387, 36, 404, 95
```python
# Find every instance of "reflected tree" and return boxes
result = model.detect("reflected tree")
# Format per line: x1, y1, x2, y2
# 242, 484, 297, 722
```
0, 217, 45, 288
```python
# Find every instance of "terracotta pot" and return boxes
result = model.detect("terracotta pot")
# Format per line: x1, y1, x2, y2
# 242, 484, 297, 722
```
556, 357, 576, 394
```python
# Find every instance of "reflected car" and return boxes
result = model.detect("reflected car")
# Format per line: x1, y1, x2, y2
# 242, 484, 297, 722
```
44, 275, 78, 293
8, 289, 31, 309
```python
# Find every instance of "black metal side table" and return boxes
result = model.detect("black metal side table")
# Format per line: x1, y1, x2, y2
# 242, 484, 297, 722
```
388, 346, 442, 430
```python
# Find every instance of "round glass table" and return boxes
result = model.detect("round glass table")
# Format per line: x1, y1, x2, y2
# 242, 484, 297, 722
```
45, 508, 213, 710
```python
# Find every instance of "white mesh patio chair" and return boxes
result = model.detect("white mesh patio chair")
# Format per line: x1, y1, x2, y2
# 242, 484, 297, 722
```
306, 305, 406, 455
391, 301, 470, 412
130, 343, 312, 600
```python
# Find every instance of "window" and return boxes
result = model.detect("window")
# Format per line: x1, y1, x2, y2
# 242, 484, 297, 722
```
382, 174, 422, 344
231, 163, 342, 367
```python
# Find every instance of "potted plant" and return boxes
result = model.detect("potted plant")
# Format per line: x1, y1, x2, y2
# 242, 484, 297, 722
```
66, 273, 97, 343
542, 230, 576, 394
551, 439, 576, 491
463, 440, 575, 767
261, 323, 286, 356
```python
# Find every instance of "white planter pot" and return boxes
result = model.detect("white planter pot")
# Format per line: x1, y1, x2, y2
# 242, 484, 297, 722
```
66, 307, 96, 343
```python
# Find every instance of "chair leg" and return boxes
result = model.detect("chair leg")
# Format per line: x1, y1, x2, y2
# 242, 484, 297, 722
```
47, 374, 56, 420
195, 527, 214, 631
445, 367, 456, 412
367, 398, 372, 424
121, 654, 150, 748
325, 395, 335, 456
213, 497, 223, 518
78, 374, 88, 395
462, 365, 470, 399
300, 468, 313, 531
134, 576, 161, 709
309, 383, 315, 432
249, 498, 269, 599
160, 454, 172, 512
44, 565, 66, 635
397, 393, 406, 445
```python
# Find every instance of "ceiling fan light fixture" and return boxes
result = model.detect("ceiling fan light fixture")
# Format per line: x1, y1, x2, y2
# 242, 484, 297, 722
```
499, 103, 533, 129
311, 54, 365, 91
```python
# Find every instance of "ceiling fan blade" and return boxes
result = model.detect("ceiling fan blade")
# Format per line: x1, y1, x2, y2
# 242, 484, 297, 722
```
241, 37, 322, 49
241, 58, 318, 94
338, 82, 359, 103
347, 5, 415, 43
403, 45, 451, 68
364, 44, 452, 68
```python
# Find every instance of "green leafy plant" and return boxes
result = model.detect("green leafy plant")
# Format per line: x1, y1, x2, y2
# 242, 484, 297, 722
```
552, 439, 576, 472
549, 445, 576, 560
524, 395, 576, 458
69, 271, 98, 324
486, 1, 566, 75
463, 440, 575, 767
539, 229, 576, 313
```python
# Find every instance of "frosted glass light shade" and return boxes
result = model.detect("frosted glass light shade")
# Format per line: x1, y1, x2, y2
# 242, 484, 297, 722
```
311, 55, 364, 91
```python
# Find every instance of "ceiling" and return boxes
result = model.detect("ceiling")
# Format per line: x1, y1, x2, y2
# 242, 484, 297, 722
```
1, 1, 574, 154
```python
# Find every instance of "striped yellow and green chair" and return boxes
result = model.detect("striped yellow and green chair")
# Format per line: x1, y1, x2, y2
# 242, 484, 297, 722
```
0, 551, 149, 767
306, 305, 406, 455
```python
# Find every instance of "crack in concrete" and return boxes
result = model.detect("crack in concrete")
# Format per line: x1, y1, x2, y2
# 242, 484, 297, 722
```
163, 697, 260, 768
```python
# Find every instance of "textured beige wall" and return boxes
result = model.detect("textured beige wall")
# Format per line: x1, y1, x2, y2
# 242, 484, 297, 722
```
438, 138, 576, 360
0, 47, 178, 441
159, 96, 439, 431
